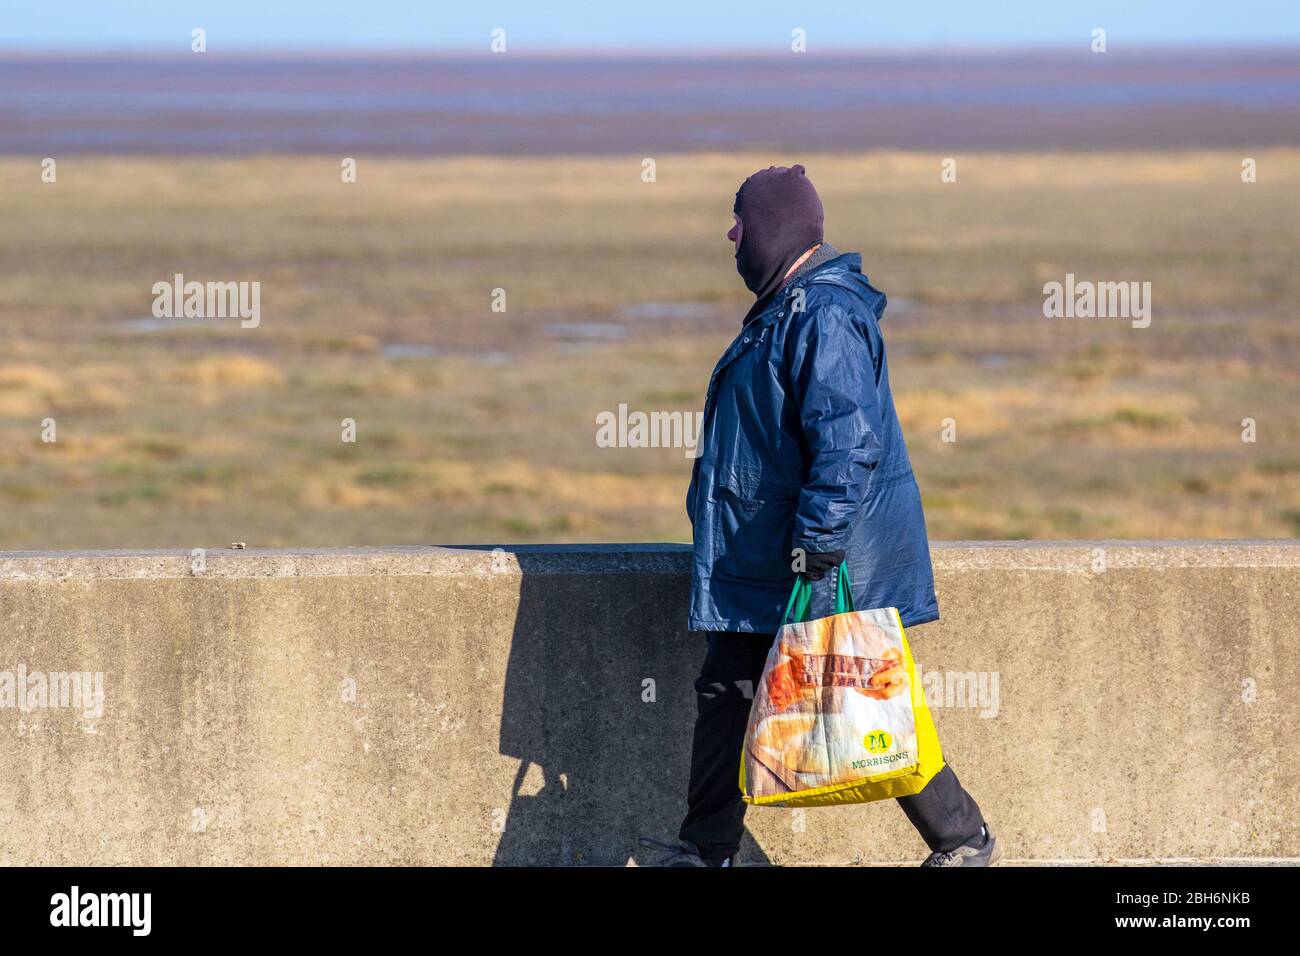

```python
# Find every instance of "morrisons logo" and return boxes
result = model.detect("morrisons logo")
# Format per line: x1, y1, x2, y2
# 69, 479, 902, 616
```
851, 750, 911, 770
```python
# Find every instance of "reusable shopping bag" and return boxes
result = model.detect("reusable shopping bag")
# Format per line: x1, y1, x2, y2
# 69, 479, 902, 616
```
740, 564, 945, 807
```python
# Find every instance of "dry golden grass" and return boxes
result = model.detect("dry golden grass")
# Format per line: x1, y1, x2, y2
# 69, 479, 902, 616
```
0, 151, 1296, 547
167, 355, 284, 387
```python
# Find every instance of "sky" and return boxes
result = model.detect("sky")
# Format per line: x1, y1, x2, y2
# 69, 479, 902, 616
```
2, 0, 1298, 50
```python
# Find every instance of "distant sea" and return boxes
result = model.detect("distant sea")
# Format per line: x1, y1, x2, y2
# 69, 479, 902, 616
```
2, 48, 1297, 154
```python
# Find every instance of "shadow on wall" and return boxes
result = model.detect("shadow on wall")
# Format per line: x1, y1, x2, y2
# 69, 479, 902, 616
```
449, 545, 772, 866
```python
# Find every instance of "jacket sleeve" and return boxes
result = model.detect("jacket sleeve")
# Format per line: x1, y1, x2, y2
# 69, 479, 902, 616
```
784, 297, 885, 554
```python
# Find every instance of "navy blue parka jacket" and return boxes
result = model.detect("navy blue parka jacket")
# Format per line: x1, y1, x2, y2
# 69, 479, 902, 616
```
686, 252, 939, 632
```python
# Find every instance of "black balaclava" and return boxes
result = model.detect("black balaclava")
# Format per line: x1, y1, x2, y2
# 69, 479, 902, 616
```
733, 164, 824, 311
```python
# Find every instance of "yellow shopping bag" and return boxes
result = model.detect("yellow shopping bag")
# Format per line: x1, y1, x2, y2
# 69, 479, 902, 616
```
740, 564, 945, 807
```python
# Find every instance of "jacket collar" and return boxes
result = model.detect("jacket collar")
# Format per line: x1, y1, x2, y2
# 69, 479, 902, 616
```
784, 240, 842, 285
744, 251, 863, 330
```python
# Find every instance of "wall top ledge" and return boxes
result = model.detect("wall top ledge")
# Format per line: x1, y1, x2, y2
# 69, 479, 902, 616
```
0, 540, 1295, 582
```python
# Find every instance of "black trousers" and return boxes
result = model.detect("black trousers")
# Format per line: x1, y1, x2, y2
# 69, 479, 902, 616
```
678, 629, 986, 864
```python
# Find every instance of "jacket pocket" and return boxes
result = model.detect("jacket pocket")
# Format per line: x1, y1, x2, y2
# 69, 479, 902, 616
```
711, 485, 797, 586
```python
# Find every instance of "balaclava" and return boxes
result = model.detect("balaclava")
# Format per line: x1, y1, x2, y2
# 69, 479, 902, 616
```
733, 164, 825, 306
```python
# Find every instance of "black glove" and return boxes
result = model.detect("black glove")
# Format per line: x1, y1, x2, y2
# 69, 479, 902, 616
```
795, 548, 845, 581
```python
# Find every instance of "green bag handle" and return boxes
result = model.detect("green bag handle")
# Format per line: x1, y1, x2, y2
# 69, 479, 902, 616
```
782, 560, 855, 625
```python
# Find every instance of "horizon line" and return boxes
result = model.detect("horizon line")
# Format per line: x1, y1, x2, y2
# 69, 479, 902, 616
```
2, 40, 1298, 57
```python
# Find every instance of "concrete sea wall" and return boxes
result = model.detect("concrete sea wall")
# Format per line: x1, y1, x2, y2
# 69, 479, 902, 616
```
0, 541, 1295, 865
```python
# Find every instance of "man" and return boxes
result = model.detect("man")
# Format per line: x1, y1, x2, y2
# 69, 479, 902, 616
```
641, 165, 999, 867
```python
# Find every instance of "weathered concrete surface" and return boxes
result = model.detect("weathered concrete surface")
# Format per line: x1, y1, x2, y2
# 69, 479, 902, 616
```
0, 541, 1295, 866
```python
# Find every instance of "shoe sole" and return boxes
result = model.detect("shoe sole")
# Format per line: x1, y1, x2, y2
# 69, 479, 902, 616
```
987, 838, 1003, 866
